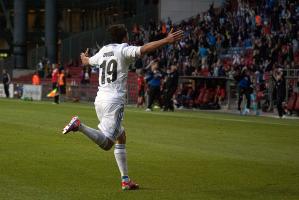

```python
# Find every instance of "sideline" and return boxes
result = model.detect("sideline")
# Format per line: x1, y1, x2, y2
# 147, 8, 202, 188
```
126, 109, 299, 127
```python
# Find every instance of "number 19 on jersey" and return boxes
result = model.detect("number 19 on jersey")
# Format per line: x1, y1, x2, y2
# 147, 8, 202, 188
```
99, 58, 118, 85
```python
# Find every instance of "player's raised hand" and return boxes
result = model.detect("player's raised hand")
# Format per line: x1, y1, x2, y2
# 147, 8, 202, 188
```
84, 48, 89, 56
140, 28, 184, 56
80, 48, 90, 66
166, 29, 184, 44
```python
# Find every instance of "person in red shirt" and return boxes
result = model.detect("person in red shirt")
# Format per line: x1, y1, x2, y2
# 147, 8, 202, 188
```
51, 65, 59, 88
137, 70, 145, 107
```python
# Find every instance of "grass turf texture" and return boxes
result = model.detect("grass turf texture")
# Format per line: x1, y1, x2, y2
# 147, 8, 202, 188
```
0, 99, 298, 200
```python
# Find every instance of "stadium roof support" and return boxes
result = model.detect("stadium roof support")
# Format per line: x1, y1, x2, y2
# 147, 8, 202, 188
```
0, 0, 13, 35
13, 0, 27, 68
45, 0, 57, 64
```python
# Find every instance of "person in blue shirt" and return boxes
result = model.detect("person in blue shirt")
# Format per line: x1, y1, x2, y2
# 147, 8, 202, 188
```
199, 46, 208, 58
207, 32, 216, 46
145, 61, 163, 111
236, 67, 252, 112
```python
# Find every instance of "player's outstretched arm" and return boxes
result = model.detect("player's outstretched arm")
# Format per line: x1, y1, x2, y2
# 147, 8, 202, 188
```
140, 30, 183, 56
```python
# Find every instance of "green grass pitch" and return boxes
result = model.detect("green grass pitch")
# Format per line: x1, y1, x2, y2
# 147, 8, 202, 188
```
0, 98, 299, 200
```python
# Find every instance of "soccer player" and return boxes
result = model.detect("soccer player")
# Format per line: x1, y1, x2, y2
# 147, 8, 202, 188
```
62, 24, 183, 190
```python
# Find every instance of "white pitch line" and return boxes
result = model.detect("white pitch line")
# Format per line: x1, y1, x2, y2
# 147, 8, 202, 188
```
126, 109, 299, 127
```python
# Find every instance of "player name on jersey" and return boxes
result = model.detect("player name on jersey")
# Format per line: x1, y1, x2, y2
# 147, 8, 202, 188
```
103, 51, 114, 57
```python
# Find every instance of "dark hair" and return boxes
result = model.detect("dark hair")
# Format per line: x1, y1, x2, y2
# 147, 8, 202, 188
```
107, 24, 128, 44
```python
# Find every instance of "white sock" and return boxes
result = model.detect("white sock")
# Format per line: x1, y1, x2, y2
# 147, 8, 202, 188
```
79, 123, 108, 149
114, 144, 129, 180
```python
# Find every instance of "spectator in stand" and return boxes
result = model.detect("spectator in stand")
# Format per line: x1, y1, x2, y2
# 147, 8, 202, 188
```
2, 69, 11, 98
145, 62, 163, 111
199, 43, 209, 65
181, 85, 195, 109
163, 65, 179, 111
51, 65, 59, 104
214, 85, 225, 105
32, 71, 41, 85
192, 67, 201, 76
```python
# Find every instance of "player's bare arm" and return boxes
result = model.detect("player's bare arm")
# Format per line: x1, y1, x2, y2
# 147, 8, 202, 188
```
140, 30, 184, 56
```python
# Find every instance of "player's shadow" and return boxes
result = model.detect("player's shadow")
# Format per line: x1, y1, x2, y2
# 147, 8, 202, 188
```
118, 187, 151, 192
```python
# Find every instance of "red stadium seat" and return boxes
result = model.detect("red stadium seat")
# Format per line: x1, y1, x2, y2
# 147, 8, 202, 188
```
295, 94, 299, 111
195, 87, 206, 105
203, 89, 211, 104
287, 93, 297, 111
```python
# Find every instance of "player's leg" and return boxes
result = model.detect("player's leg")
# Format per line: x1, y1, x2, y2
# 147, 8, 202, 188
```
62, 116, 114, 150
62, 102, 115, 150
109, 104, 139, 190
114, 128, 139, 190
114, 131, 128, 180
79, 122, 114, 150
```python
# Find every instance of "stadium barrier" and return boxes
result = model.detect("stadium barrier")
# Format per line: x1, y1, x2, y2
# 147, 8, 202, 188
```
8, 70, 298, 114
22, 85, 42, 101
0, 84, 14, 98
6, 72, 138, 103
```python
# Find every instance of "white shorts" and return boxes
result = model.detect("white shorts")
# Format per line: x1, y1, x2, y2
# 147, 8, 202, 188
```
94, 102, 124, 142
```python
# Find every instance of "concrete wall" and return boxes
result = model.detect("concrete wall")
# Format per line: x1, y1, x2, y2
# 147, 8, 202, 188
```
159, 0, 224, 23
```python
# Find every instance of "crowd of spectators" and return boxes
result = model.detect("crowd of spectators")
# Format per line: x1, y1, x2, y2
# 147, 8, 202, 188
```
131, 0, 299, 75
130, 0, 299, 111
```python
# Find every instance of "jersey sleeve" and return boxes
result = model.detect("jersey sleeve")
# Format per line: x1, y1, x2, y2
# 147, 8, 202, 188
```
121, 45, 141, 61
88, 51, 102, 66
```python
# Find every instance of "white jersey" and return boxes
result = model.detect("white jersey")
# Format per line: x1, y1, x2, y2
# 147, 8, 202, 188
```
89, 43, 141, 104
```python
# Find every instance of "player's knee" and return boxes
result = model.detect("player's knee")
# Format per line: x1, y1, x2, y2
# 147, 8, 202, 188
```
99, 139, 114, 151
116, 131, 126, 144
101, 144, 112, 151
